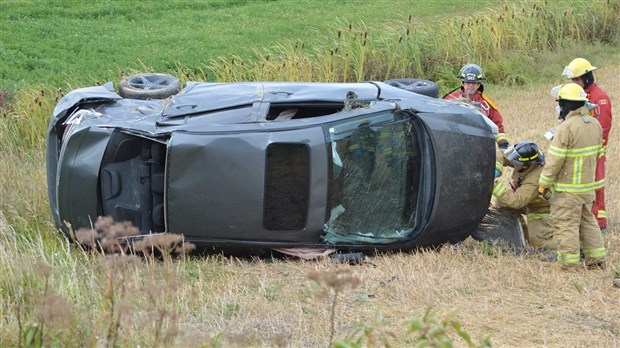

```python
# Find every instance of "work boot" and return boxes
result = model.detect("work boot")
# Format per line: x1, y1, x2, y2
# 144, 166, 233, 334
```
585, 258, 606, 270
559, 262, 583, 271
539, 252, 557, 262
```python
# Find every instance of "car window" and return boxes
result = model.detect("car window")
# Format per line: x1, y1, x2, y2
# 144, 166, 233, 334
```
323, 110, 422, 244
264, 143, 310, 230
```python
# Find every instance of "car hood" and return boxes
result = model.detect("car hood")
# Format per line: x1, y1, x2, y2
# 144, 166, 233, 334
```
51, 82, 122, 126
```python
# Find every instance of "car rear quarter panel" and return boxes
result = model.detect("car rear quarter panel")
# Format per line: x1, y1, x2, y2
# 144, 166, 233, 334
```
412, 112, 495, 246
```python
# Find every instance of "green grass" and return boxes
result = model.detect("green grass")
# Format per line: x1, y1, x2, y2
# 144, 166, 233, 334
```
2, 0, 617, 94
0, 0, 498, 90
203, 0, 619, 93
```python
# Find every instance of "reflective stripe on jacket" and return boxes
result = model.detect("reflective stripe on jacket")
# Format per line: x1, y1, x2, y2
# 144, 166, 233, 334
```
527, 212, 551, 221
493, 163, 549, 216
539, 106, 603, 199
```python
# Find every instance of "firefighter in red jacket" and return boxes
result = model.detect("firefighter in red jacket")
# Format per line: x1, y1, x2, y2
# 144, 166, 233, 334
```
444, 64, 509, 149
562, 58, 612, 232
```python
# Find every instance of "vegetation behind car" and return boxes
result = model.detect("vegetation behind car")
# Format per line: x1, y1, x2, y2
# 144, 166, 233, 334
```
0, 1, 617, 91
0, 0, 491, 89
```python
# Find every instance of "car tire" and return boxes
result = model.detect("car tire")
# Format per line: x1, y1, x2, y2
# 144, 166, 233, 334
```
383, 78, 439, 98
471, 206, 526, 247
118, 73, 181, 100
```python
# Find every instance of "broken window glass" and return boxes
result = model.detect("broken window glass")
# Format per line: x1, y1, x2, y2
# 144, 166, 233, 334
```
323, 111, 422, 244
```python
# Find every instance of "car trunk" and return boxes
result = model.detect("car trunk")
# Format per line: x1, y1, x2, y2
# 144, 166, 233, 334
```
412, 112, 495, 246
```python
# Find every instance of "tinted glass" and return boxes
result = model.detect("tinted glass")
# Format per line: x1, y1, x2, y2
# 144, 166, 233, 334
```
264, 143, 310, 230
324, 111, 421, 243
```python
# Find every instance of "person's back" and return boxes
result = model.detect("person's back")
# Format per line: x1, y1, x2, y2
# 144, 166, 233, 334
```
539, 83, 605, 269
561, 57, 612, 230
543, 107, 602, 201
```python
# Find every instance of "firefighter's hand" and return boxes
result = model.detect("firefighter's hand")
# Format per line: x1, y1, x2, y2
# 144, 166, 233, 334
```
497, 139, 510, 150
538, 186, 552, 200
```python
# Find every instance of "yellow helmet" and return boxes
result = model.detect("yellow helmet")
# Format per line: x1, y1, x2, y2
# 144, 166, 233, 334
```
554, 83, 588, 101
562, 58, 597, 78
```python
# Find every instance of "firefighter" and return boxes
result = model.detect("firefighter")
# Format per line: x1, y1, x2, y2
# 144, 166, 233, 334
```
492, 142, 556, 249
444, 63, 509, 149
539, 83, 606, 269
562, 58, 612, 232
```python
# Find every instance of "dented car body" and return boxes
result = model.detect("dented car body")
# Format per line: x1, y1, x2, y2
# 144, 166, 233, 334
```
47, 79, 496, 252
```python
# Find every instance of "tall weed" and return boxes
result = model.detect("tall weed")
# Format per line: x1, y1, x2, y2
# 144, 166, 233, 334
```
0, 86, 60, 233
207, 0, 619, 93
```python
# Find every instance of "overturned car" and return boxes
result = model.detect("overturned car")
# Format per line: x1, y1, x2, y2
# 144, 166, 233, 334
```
46, 74, 499, 253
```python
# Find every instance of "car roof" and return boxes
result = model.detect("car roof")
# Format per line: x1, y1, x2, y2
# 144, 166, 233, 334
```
52, 80, 484, 133
162, 81, 385, 118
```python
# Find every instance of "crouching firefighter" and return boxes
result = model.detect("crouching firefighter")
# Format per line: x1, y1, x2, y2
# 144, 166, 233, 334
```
492, 142, 556, 249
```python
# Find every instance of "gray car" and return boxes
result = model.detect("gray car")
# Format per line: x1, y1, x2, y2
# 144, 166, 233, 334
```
46, 74, 497, 252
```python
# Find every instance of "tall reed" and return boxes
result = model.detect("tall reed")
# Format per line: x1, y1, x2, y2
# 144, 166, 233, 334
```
206, 0, 619, 91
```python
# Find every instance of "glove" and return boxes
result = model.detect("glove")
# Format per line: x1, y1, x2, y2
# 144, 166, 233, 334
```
538, 186, 552, 200
497, 139, 510, 150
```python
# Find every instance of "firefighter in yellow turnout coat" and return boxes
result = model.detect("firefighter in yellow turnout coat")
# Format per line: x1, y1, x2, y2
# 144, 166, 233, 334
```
539, 83, 606, 268
493, 142, 556, 249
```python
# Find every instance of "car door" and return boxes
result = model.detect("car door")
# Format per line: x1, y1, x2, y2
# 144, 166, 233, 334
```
165, 126, 329, 244
322, 109, 431, 246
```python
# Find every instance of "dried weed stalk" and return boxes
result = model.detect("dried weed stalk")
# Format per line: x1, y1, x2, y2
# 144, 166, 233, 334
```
75, 216, 140, 254
134, 233, 196, 262
95, 255, 141, 348
140, 269, 184, 347
74, 216, 196, 261
308, 269, 361, 346
75, 216, 195, 347
19, 263, 77, 348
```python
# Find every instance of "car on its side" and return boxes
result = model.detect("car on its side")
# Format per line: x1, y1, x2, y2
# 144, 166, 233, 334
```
46, 74, 498, 253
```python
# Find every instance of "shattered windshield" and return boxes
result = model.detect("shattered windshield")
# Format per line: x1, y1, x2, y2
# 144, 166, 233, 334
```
323, 110, 422, 244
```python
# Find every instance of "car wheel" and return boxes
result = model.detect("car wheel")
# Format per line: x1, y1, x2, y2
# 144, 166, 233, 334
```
383, 78, 439, 98
471, 206, 526, 247
118, 73, 181, 100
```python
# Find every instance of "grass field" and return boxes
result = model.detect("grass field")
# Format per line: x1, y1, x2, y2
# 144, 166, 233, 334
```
1, 0, 619, 347
0, 0, 498, 89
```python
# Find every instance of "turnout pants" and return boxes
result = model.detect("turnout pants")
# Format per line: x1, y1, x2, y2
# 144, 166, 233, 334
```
526, 215, 557, 249
552, 201, 606, 266
592, 155, 607, 228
